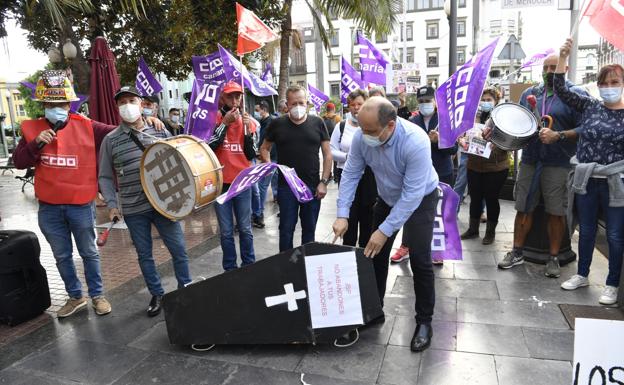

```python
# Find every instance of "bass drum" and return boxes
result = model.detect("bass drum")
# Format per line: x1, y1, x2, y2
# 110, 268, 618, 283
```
488, 102, 538, 151
140, 135, 223, 221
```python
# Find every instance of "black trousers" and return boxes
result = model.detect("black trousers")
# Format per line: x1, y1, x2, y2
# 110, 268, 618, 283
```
372, 189, 438, 324
467, 168, 508, 223
343, 166, 377, 248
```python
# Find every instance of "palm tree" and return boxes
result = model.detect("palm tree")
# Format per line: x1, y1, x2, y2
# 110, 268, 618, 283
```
275, 0, 401, 98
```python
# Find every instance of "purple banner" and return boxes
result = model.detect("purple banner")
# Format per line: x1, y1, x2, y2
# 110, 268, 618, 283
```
520, 48, 555, 69
436, 38, 499, 149
357, 32, 388, 86
183, 79, 222, 140
217, 163, 313, 204
192, 52, 228, 83
431, 182, 462, 261
21, 81, 86, 113
135, 57, 163, 97
218, 44, 278, 97
341, 57, 365, 105
261, 62, 273, 84
307, 84, 329, 113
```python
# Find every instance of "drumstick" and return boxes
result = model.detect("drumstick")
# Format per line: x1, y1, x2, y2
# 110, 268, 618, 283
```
526, 95, 541, 127
97, 216, 119, 246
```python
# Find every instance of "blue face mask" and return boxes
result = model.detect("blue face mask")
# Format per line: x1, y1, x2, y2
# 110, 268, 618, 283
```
143, 108, 154, 117
479, 101, 494, 112
253, 111, 262, 120
419, 103, 435, 117
45, 107, 68, 124
599, 87, 623, 104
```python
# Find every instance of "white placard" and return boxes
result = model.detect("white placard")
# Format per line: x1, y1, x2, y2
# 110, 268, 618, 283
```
304, 251, 364, 329
459, 124, 493, 159
573, 318, 624, 384
501, 0, 554, 9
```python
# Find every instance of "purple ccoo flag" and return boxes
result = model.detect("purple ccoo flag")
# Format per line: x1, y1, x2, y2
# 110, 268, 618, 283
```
218, 44, 277, 97
184, 79, 223, 141
136, 57, 163, 97
307, 84, 329, 113
431, 183, 462, 261
436, 38, 499, 149
261, 62, 273, 85
217, 162, 313, 204
357, 32, 388, 86
520, 48, 555, 69
192, 52, 228, 83
341, 57, 365, 105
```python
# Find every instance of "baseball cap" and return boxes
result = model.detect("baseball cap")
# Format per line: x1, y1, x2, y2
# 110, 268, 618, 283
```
223, 81, 243, 94
417, 85, 435, 100
114, 85, 142, 101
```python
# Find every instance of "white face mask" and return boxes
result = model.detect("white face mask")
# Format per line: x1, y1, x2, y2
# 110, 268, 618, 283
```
171, 115, 180, 123
119, 103, 142, 123
362, 125, 389, 147
419, 103, 435, 117
289, 105, 307, 120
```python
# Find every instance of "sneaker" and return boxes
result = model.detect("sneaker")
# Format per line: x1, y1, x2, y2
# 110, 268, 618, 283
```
498, 251, 524, 269
333, 329, 359, 348
390, 245, 410, 263
92, 296, 112, 316
432, 258, 444, 265
561, 274, 590, 290
253, 214, 265, 228
57, 297, 88, 318
480, 213, 487, 223
544, 256, 561, 278
599, 285, 618, 305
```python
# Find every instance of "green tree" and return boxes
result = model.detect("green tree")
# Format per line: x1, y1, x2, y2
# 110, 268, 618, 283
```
275, 0, 401, 98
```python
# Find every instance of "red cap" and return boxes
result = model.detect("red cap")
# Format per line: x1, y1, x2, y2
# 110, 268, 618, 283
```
223, 81, 243, 94
326, 102, 335, 110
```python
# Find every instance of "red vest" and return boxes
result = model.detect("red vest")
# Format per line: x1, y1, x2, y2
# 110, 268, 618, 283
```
215, 113, 257, 184
21, 114, 98, 205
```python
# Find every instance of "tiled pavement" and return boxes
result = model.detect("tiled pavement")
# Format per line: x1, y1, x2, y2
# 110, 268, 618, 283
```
0, 169, 614, 385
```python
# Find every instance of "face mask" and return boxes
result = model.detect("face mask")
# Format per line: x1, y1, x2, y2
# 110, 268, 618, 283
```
289, 105, 307, 120
45, 107, 68, 124
479, 101, 494, 113
599, 87, 623, 104
253, 112, 262, 120
362, 125, 389, 147
142, 107, 154, 117
171, 115, 180, 123
119, 103, 142, 123
542, 72, 555, 96
351, 114, 359, 125
419, 103, 435, 117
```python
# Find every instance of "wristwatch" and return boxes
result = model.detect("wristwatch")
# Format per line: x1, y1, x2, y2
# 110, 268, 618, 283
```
558, 132, 566, 142
321, 178, 331, 185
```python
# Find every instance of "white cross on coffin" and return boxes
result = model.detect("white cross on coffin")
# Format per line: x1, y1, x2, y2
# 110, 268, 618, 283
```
264, 283, 307, 311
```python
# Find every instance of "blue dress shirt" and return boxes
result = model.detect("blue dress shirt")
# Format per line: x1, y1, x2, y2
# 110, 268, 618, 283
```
337, 117, 439, 237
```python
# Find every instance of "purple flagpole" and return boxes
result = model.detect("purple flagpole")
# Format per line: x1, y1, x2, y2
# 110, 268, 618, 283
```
307, 84, 330, 113
135, 57, 163, 96
184, 79, 223, 140
520, 48, 555, 69
431, 183, 462, 261
436, 38, 499, 149
356, 31, 388, 86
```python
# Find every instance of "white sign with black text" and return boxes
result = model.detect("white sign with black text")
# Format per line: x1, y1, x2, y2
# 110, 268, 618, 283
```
501, 0, 554, 8
573, 318, 624, 384
304, 251, 363, 329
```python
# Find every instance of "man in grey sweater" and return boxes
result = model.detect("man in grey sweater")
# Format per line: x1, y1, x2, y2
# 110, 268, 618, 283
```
99, 86, 192, 317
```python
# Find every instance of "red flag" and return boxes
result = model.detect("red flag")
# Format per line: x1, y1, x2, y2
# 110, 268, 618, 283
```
236, 2, 278, 55
584, 0, 624, 51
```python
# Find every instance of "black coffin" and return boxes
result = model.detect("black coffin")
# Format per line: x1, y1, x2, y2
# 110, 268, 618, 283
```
163, 242, 383, 345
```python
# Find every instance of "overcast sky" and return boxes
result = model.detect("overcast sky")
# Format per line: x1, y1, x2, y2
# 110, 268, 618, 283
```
0, 3, 601, 83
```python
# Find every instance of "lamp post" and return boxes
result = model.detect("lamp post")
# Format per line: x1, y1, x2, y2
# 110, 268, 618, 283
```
444, 0, 458, 77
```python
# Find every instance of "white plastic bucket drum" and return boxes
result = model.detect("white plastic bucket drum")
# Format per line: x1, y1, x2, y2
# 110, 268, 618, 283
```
488, 102, 538, 151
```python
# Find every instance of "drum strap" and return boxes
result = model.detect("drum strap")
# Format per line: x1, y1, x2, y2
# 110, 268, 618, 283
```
128, 131, 146, 152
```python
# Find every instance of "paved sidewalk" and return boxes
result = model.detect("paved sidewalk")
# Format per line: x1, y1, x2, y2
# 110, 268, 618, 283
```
0, 176, 613, 385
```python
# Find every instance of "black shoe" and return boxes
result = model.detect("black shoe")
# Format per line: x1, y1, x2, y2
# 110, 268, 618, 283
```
410, 323, 433, 352
147, 295, 163, 317
253, 214, 265, 228
333, 329, 359, 348
191, 343, 216, 352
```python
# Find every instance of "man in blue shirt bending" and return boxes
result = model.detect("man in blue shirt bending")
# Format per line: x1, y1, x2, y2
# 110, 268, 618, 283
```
333, 97, 439, 352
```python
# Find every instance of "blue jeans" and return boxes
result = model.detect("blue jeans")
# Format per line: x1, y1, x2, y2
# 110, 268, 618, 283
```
576, 178, 624, 287
257, 169, 277, 216
38, 203, 103, 298
278, 185, 321, 252
251, 182, 261, 217
214, 188, 256, 271
124, 210, 192, 296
